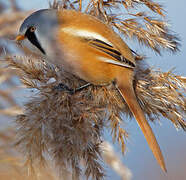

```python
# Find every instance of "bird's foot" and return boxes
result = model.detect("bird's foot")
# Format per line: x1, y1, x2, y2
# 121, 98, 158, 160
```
74, 83, 91, 93
54, 83, 91, 94
53, 83, 75, 94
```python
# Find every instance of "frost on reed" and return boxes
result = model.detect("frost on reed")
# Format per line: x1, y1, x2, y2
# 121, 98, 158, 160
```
1, 0, 186, 180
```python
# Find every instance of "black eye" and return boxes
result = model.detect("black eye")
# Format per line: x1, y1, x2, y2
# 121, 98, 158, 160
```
25, 26, 46, 55
30, 26, 36, 32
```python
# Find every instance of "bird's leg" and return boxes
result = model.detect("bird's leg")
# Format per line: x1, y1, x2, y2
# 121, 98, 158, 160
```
54, 82, 91, 94
73, 83, 91, 93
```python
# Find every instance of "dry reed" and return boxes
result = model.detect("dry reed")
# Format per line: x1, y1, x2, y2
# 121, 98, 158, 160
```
0, 0, 185, 180
3, 52, 185, 179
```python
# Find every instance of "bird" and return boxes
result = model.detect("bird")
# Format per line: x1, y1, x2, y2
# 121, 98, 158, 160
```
15, 8, 166, 172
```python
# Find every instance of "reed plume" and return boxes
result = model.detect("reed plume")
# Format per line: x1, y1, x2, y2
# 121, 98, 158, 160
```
0, 0, 185, 179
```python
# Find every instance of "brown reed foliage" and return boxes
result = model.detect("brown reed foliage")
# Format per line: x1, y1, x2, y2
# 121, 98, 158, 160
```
0, 128, 58, 180
0, 60, 23, 116
101, 141, 132, 180
3, 52, 185, 179
0, 0, 28, 117
0, 0, 185, 180
51, 0, 179, 54
0, 126, 131, 180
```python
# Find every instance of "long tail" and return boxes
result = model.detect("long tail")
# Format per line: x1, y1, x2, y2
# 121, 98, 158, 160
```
116, 73, 167, 172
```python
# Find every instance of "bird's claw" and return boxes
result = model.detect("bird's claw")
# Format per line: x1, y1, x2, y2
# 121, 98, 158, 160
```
54, 82, 91, 95
53, 83, 75, 94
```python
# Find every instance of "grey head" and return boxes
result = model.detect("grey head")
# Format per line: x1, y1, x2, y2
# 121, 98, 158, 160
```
17, 9, 59, 57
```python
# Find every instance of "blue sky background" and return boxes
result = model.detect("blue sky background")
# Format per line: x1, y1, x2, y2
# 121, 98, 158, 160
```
1, 0, 186, 179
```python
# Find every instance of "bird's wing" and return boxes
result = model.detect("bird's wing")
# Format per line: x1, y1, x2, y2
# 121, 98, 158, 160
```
87, 38, 136, 69
61, 27, 135, 69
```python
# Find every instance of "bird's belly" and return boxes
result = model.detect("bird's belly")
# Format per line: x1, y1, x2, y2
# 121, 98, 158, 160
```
80, 64, 114, 85
60, 53, 119, 85
57, 34, 118, 85
73, 57, 117, 85
60, 52, 115, 85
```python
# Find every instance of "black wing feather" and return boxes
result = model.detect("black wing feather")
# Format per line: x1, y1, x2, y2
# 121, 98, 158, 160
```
88, 38, 135, 68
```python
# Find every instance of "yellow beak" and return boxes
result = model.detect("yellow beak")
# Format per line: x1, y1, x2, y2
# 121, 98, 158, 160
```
15, 34, 25, 41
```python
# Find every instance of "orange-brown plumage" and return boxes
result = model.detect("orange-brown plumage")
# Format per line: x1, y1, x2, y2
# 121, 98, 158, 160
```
16, 9, 166, 171
57, 10, 166, 171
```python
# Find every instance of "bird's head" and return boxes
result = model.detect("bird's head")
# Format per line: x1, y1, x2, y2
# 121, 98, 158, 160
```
16, 9, 59, 58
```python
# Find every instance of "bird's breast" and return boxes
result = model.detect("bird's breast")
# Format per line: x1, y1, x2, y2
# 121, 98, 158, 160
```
56, 32, 118, 85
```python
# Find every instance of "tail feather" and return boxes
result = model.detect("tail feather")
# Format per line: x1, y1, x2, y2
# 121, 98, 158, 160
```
117, 80, 167, 172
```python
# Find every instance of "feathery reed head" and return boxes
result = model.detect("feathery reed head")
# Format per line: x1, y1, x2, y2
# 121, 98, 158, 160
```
51, 0, 180, 54
4, 54, 185, 179
0, 0, 185, 179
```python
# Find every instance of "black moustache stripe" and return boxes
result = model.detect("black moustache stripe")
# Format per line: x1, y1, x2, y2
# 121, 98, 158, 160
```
25, 27, 46, 55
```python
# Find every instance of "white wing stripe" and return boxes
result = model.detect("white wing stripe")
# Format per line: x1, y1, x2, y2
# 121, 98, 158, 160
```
98, 56, 134, 69
61, 27, 113, 46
